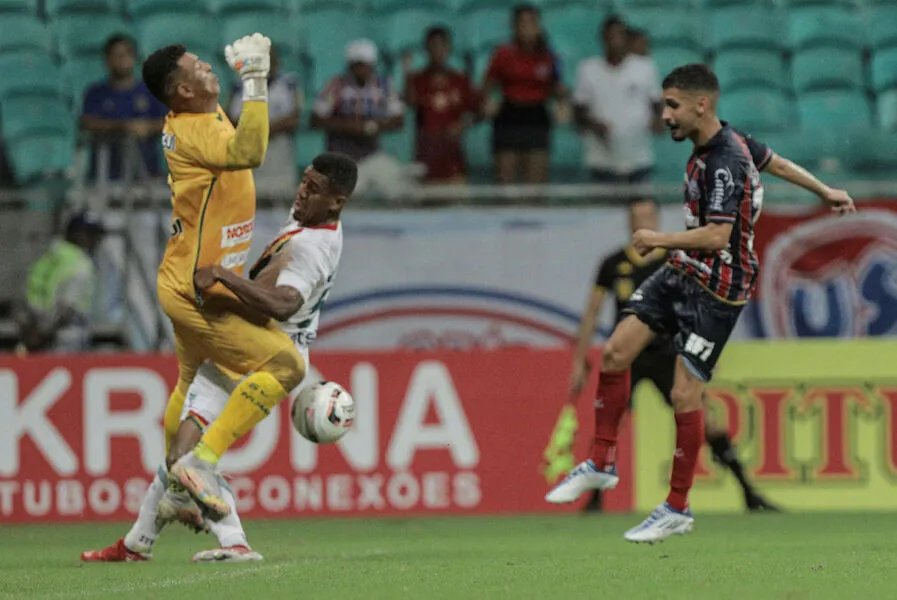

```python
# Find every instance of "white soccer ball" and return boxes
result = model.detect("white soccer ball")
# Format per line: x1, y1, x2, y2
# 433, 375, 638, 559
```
291, 381, 355, 444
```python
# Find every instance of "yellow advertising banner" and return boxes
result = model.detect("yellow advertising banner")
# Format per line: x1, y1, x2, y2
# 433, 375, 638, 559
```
633, 340, 897, 513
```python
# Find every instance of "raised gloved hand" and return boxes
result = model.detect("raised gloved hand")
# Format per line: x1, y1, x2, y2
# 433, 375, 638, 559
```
225, 33, 271, 80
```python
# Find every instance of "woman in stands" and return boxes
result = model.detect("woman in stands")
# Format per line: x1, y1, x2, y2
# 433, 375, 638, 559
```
482, 4, 567, 185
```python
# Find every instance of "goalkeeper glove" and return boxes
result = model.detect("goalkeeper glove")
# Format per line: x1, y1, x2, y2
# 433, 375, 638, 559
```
225, 33, 272, 102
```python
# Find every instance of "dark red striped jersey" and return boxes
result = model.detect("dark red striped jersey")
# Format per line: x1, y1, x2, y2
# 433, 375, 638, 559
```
667, 122, 772, 304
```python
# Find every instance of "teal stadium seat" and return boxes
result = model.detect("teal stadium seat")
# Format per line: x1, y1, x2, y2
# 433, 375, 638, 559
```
220, 13, 302, 58
7, 131, 75, 182
0, 0, 37, 12
868, 6, 897, 49
787, 6, 864, 50
0, 96, 73, 142
877, 90, 897, 130
543, 5, 603, 82
792, 48, 863, 92
464, 6, 512, 53
379, 124, 413, 163
718, 88, 793, 132
549, 125, 584, 181
714, 49, 788, 93
651, 47, 704, 80
463, 122, 492, 178
779, 0, 856, 7
304, 6, 370, 74
616, 0, 695, 7
653, 134, 692, 184
759, 131, 828, 171
137, 13, 218, 61
380, 8, 453, 54
210, 0, 283, 13
455, 0, 517, 12
0, 15, 52, 54
709, 8, 786, 52
295, 127, 326, 171
872, 48, 897, 93
624, 9, 702, 52
62, 56, 106, 105
369, 0, 450, 11
0, 54, 64, 100
55, 14, 130, 57
126, 0, 211, 17
45, 0, 116, 15
798, 90, 872, 128
843, 130, 897, 173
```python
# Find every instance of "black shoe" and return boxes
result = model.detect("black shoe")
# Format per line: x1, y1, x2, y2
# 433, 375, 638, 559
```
745, 492, 781, 513
581, 490, 603, 514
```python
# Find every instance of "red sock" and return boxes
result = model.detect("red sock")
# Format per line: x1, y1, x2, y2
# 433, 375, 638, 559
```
666, 410, 705, 512
590, 368, 631, 469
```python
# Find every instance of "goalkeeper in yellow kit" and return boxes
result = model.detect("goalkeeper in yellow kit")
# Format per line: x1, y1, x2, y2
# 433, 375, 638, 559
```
142, 34, 304, 521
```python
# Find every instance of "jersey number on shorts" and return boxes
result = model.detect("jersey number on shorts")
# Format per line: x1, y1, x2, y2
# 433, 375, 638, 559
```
684, 333, 715, 361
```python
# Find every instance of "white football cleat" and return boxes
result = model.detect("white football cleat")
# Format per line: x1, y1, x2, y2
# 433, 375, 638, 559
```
624, 503, 694, 544
545, 460, 619, 504
192, 545, 263, 563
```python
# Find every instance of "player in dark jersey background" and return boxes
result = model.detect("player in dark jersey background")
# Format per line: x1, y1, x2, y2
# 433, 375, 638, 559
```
569, 198, 777, 514
547, 64, 855, 544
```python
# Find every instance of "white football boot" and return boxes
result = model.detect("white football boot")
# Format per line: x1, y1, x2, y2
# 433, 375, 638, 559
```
192, 545, 263, 563
545, 459, 619, 504
624, 503, 694, 544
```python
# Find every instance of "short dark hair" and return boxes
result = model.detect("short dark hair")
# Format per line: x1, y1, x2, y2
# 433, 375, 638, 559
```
662, 63, 720, 93
313, 152, 358, 197
425, 25, 451, 44
142, 44, 186, 106
627, 27, 647, 39
602, 14, 626, 35
103, 33, 135, 57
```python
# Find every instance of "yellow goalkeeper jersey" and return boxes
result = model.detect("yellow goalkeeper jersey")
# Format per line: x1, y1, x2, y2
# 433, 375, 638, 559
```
158, 105, 257, 301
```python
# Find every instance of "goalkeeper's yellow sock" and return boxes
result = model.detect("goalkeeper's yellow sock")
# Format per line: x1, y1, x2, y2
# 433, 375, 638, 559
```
194, 372, 287, 464
164, 387, 187, 456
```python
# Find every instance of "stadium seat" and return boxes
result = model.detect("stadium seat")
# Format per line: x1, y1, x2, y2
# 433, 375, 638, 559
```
295, 128, 326, 171
709, 8, 786, 52
126, 0, 211, 17
0, 53, 64, 100
62, 56, 106, 105
463, 122, 491, 178
616, 0, 694, 7
379, 8, 454, 54
778, 0, 855, 6
868, 6, 897, 49
759, 130, 828, 171
455, 0, 517, 12
798, 89, 872, 128
0, 0, 37, 12
6, 131, 75, 183
0, 96, 73, 142
871, 47, 897, 93
543, 5, 603, 71
220, 12, 302, 59
651, 46, 704, 80
0, 15, 52, 54
624, 8, 702, 52
877, 90, 897, 130
464, 6, 512, 53
653, 134, 692, 184
45, 0, 115, 15
714, 49, 789, 93
379, 125, 413, 163
841, 129, 897, 172
210, 0, 282, 13
787, 6, 864, 50
792, 48, 863, 93
304, 7, 371, 71
137, 13, 218, 61
717, 88, 793, 133
549, 125, 585, 182
55, 14, 130, 57
369, 0, 450, 12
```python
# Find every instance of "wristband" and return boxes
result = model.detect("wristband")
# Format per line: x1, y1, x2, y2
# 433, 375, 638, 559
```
242, 77, 268, 102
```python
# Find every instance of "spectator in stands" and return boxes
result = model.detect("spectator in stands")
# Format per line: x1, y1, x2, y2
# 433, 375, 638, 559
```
312, 39, 410, 200
80, 34, 167, 183
627, 27, 650, 57
481, 4, 567, 185
15, 211, 106, 354
405, 26, 480, 184
228, 44, 302, 197
573, 16, 664, 198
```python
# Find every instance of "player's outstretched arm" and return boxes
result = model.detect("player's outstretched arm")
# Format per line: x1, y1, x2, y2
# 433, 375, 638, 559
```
195, 265, 302, 322
220, 33, 272, 170
764, 153, 856, 214
634, 222, 733, 255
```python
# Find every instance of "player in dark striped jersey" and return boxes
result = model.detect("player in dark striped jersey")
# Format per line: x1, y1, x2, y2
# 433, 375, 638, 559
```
547, 64, 854, 543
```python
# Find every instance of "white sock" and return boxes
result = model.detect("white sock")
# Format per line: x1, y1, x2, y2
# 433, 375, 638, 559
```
123, 465, 167, 553
209, 475, 249, 549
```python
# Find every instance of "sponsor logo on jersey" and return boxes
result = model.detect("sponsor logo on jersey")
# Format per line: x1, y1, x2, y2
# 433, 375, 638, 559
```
161, 132, 176, 151
221, 219, 254, 248
221, 250, 249, 270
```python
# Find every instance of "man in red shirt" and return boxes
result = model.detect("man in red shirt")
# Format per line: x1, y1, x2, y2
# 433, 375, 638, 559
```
406, 27, 480, 184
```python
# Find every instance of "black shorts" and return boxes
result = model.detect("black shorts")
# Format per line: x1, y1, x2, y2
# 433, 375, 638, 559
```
623, 265, 743, 382
492, 101, 551, 152
631, 345, 676, 407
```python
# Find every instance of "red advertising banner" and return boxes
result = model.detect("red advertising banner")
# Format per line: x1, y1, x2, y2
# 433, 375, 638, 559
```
0, 350, 632, 523
745, 200, 897, 338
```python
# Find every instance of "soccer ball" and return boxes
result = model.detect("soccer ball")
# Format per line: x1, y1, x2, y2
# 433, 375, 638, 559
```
291, 381, 355, 444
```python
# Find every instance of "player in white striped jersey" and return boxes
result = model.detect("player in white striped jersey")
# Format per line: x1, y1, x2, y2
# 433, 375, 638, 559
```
81, 152, 356, 564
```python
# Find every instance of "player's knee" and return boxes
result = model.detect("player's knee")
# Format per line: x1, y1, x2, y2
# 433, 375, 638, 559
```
165, 419, 203, 470
600, 340, 631, 373
670, 384, 702, 413
261, 347, 306, 392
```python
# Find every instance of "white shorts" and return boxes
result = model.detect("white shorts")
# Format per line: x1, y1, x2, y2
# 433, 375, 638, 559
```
180, 346, 311, 429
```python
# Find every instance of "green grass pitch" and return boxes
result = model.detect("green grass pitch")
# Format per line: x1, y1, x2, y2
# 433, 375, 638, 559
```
1, 513, 895, 599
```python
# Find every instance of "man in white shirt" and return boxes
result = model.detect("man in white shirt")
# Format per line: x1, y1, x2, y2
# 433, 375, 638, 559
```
80, 152, 356, 564
573, 16, 664, 193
